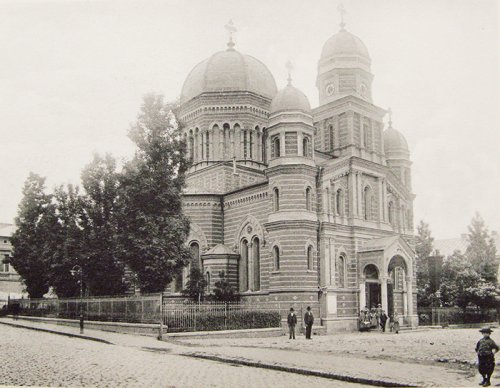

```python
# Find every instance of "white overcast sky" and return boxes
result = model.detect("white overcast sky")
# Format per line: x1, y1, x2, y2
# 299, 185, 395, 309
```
0, 0, 499, 239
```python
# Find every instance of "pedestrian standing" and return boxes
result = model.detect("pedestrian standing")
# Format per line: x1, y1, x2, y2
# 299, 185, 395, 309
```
287, 308, 297, 339
304, 306, 314, 339
379, 309, 388, 332
376, 304, 382, 330
476, 327, 499, 386
390, 311, 400, 334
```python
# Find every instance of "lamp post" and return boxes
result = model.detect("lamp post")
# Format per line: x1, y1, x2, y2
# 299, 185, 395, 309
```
70, 265, 84, 334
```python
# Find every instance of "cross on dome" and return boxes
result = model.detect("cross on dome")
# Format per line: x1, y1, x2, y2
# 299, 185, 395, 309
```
225, 19, 237, 50
285, 60, 294, 85
387, 107, 393, 127
337, 3, 347, 30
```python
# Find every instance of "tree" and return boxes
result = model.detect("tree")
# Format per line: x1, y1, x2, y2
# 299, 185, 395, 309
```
9, 173, 52, 297
79, 154, 126, 296
181, 266, 207, 302
466, 213, 498, 283
116, 94, 192, 293
439, 251, 481, 310
415, 220, 434, 307
212, 271, 239, 302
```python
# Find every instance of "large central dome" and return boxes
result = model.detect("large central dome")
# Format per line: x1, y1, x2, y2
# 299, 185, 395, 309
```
181, 48, 277, 104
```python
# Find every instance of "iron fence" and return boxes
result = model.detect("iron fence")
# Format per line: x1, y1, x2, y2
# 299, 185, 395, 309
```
418, 307, 499, 326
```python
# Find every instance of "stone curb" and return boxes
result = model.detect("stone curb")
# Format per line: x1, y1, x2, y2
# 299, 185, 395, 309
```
0, 320, 113, 345
181, 351, 417, 387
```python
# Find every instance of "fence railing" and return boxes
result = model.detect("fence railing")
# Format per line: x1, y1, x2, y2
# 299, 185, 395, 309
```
418, 307, 499, 326
7, 296, 290, 332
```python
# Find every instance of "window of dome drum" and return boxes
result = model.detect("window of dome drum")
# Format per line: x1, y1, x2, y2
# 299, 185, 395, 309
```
273, 246, 280, 271
307, 246, 313, 270
273, 188, 279, 211
305, 187, 312, 211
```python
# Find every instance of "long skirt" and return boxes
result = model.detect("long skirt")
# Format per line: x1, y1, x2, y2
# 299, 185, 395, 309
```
478, 354, 495, 375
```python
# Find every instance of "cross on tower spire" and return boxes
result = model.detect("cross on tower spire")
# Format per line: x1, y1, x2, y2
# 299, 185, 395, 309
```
337, 3, 347, 30
225, 19, 237, 50
387, 107, 393, 128
285, 60, 294, 85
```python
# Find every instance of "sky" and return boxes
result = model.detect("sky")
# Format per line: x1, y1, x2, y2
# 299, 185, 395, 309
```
0, 0, 498, 239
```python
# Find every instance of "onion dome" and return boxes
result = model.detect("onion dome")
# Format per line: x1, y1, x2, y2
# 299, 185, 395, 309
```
270, 84, 311, 115
384, 111, 409, 159
320, 29, 371, 62
180, 46, 277, 104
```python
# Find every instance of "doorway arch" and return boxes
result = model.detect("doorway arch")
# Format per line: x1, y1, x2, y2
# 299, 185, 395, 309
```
363, 264, 381, 310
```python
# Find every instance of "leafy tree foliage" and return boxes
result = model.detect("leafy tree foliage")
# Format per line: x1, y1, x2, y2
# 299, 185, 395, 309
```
466, 213, 497, 283
9, 173, 52, 297
415, 220, 434, 307
181, 266, 207, 302
212, 271, 239, 302
116, 94, 192, 293
79, 154, 126, 296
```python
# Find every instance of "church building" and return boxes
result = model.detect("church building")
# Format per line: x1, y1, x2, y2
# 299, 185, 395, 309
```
170, 16, 417, 331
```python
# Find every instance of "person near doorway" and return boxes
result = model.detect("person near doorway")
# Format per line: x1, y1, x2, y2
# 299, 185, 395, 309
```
304, 306, 314, 339
390, 311, 400, 334
476, 327, 499, 386
380, 309, 388, 332
287, 307, 297, 339
376, 304, 383, 330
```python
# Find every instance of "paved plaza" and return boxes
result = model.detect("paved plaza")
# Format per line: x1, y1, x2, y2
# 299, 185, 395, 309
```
0, 324, 361, 388
0, 318, 496, 387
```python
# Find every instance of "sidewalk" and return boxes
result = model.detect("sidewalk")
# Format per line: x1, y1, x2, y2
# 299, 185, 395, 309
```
0, 317, 478, 387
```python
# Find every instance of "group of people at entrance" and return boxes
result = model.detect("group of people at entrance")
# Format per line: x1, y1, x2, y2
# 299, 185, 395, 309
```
287, 307, 314, 339
358, 304, 399, 333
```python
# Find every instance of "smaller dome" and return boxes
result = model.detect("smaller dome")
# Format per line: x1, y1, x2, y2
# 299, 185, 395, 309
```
320, 29, 370, 61
270, 84, 311, 115
384, 127, 409, 153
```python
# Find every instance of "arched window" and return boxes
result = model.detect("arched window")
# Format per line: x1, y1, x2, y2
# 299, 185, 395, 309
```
305, 187, 312, 211
205, 131, 210, 160
273, 188, 280, 211
206, 271, 211, 293
261, 128, 267, 163
273, 246, 280, 271
189, 242, 200, 269
223, 123, 230, 159
252, 237, 260, 291
303, 137, 310, 157
239, 239, 249, 292
336, 189, 344, 216
388, 201, 394, 225
364, 186, 372, 220
337, 254, 346, 288
249, 131, 253, 159
272, 136, 280, 158
329, 125, 334, 151
195, 128, 200, 161
307, 245, 313, 270
243, 130, 248, 159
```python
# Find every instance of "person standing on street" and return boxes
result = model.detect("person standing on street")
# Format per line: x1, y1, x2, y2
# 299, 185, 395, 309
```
379, 309, 388, 332
476, 327, 499, 386
304, 306, 314, 339
287, 308, 297, 339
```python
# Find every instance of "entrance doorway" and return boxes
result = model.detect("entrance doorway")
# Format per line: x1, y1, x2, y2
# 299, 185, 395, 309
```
366, 282, 381, 309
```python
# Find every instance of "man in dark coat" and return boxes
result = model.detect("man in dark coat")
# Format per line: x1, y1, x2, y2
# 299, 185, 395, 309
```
304, 306, 314, 339
379, 309, 388, 332
287, 307, 297, 339
476, 327, 499, 386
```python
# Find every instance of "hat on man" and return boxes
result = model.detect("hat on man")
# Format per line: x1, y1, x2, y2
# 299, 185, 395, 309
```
480, 327, 493, 334
290, 307, 294, 312
306, 306, 311, 311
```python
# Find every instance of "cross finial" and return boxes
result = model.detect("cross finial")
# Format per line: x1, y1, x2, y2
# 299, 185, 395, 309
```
225, 19, 237, 50
337, 3, 347, 30
387, 107, 393, 127
285, 60, 294, 85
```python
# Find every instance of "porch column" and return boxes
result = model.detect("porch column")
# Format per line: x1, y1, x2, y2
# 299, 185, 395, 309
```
359, 277, 366, 310
406, 276, 414, 316
381, 276, 388, 312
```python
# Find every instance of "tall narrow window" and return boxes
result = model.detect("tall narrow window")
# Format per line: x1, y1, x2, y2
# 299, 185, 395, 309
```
273, 246, 280, 271
273, 188, 280, 211
206, 132, 210, 160
303, 137, 310, 157
388, 201, 394, 225
305, 187, 312, 211
249, 131, 253, 159
363, 124, 369, 148
364, 186, 372, 220
253, 237, 260, 291
329, 125, 334, 151
189, 242, 200, 269
189, 136, 194, 162
272, 136, 280, 158
206, 272, 211, 293
200, 131, 204, 159
337, 254, 346, 288
239, 239, 249, 292
243, 130, 248, 159
262, 128, 267, 163
336, 189, 344, 216
307, 246, 313, 270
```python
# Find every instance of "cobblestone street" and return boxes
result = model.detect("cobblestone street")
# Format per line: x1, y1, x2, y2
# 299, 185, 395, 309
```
0, 325, 362, 387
